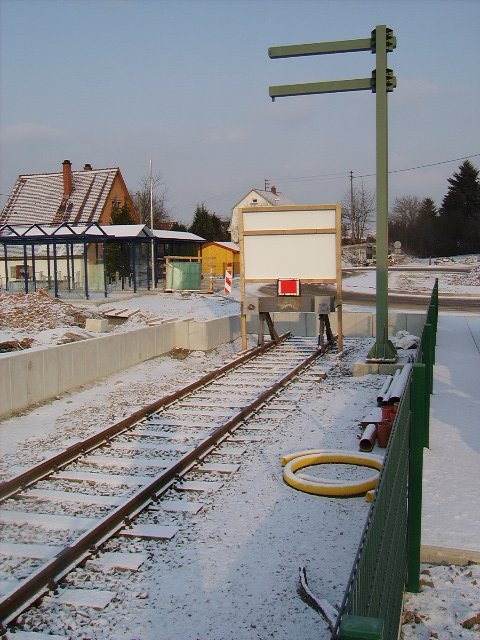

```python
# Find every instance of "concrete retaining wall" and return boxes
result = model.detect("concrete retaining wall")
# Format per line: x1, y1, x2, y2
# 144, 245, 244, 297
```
246, 310, 426, 338
0, 322, 177, 419
0, 311, 421, 419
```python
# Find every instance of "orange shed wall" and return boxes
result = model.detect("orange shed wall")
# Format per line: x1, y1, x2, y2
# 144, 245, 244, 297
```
199, 244, 239, 275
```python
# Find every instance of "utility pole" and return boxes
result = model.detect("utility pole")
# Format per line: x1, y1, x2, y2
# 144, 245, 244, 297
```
349, 170, 355, 243
268, 25, 397, 362
149, 159, 156, 289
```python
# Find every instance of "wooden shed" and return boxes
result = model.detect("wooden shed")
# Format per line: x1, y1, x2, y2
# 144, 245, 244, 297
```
199, 241, 240, 276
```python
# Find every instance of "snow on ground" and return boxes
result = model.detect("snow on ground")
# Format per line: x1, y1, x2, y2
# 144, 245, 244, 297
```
0, 287, 240, 352
0, 256, 479, 638
1, 253, 479, 353
1, 335, 383, 639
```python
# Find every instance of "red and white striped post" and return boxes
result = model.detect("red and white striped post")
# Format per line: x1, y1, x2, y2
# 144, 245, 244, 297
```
224, 263, 233, 294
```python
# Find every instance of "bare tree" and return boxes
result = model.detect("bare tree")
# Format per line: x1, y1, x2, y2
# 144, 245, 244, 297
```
388, 195, 423, 254
390, 195, 421, 226
342, 181, 375, 244
132, 173, 170, 229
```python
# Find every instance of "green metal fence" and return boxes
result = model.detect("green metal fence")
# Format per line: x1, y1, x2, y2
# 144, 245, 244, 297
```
332, 279, 438, 640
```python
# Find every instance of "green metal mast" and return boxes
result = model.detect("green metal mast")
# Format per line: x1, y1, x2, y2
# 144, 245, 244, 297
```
369, 25, 397, 361
269, 25, 398, 362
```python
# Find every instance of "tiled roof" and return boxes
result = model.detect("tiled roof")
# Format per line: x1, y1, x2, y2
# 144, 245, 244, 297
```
0, 168, 120, 226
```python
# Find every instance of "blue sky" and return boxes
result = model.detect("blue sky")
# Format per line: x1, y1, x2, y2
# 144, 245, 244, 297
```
1, 0, 479, 224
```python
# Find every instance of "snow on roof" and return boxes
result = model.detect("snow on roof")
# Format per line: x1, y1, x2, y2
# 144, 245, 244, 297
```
205, 241, 240, 253
0, 224, 154, 239
99, 225, 154, 238
231, 188, 294, 211
0, 166, 121, 227
152, 229, 205, 242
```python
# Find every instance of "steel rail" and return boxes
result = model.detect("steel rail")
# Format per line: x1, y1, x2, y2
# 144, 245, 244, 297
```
0, 336, 329, 629
0, 333, 290, 503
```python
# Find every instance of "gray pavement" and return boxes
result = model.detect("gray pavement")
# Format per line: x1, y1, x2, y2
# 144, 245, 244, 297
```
421, 315, 480, 562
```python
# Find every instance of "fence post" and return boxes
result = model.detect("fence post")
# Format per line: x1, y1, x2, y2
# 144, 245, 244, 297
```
339, 614, 384, 639
427, 305, 436, 364
423, 323, 434, 395
407, 362, 426, 592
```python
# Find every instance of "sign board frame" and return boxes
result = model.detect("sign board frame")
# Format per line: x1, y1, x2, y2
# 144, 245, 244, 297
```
239, 204, 342, 349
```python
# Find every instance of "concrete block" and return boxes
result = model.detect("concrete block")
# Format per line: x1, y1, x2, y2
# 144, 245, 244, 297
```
333, 312, 373, 337
389, 313, 408, 334
7, 352, 30, 413
85, 318, 109, 332
0, 357, 12, 417
115, 332, 138, 371
406, 312, 426, 336
378, 363, 406, 375
25, 350, 46, 406
352, 361, 379, 376
56, 343, 75, 394
174, 320, 191, 350
187, 321, 208, 351
154, 323, 176, 356
68, 339, 99, 387
96, 335, 121, 378
137, 327, 156, 361
271, 312, 316, 337
42, 347, 60, 400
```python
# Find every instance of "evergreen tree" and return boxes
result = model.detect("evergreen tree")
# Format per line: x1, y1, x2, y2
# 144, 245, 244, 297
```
108, 201, 136, 280
415, 198, 439, 257
438, 161, 480, 254
170, 222, 189, 232
110, 201, 136, 225
188, 205, 230, 241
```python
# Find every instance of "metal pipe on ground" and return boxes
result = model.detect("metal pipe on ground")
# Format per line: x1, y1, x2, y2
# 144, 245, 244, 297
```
388, 363, 412, 404
377, 375, 393, 406
359, 423, 377, 452
380, 368, 401, 405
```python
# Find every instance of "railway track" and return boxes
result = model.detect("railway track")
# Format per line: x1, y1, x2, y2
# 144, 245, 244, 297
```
0, 334, 332, 633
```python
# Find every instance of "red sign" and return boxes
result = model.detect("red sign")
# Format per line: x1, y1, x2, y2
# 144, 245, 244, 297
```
277, 279, 301, 296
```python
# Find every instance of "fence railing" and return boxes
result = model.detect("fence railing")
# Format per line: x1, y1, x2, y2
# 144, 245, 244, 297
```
332, 279, 438, 640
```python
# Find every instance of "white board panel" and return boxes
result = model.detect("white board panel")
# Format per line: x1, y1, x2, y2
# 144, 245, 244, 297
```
243, 234, 336, 280
243, 208, 336, 231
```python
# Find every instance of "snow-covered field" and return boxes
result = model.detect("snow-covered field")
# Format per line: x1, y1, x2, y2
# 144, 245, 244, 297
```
0, 256, 479, 638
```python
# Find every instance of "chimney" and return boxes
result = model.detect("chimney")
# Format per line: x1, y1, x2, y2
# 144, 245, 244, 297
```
271, 185, 277, 195
83, 163, 93, 171
62, 160, 73, 198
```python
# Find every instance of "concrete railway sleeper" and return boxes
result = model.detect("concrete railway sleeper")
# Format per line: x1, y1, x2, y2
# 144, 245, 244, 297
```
0, 334, 334, 632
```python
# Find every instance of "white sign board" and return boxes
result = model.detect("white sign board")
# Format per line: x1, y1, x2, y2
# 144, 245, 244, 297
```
240, 205, 340, 283
238, 204, 342, 351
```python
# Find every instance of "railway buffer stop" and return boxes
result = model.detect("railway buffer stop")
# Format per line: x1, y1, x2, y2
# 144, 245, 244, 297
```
239, 204, 343, 350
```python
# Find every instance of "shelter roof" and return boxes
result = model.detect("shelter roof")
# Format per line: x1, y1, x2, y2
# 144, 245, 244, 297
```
0, 223, 154, 241
152, 229, 205, 242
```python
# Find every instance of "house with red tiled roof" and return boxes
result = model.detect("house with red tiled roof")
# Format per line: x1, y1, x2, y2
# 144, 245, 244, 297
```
0, 160, 138, 226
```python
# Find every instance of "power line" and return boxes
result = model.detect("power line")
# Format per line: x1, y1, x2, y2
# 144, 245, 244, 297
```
173, 152, 480, 213
278, 152, 480, 183
356, 153, 480, 179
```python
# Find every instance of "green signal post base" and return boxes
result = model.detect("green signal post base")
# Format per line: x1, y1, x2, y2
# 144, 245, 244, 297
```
366, 338, 398, 363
